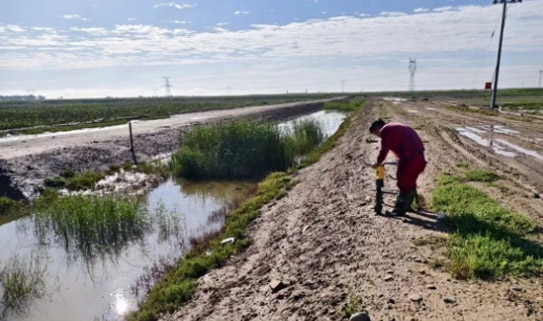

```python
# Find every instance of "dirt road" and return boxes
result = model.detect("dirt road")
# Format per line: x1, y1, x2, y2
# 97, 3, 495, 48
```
162, 100, 542, 321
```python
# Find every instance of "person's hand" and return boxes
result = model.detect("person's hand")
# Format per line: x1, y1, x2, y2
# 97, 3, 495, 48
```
371, 162, 381, 169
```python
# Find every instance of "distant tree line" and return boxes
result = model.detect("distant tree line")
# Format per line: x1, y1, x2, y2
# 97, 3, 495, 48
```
0, 95, 46, 102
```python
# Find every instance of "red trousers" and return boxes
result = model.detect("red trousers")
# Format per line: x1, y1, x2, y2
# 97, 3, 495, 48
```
396, 153, 426, 194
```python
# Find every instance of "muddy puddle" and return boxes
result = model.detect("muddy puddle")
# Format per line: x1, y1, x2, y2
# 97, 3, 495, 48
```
0, 109, 348, 321
455, 126, 542, 161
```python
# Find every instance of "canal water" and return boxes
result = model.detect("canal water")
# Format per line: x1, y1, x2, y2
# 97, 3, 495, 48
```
0, 110, 348, 321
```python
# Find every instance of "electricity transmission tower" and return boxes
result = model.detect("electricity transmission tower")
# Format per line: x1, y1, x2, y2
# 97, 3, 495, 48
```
539, 70, 542, 88
409, 58, 417, 94
490, 0, 522, 110
163, 77, 172, 97
340, 80, 345, 93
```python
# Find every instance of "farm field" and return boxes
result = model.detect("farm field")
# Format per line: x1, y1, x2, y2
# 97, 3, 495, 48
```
0, 94, 337, 136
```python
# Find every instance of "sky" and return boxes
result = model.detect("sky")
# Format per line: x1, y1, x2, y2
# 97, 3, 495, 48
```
0, 0, 542, 98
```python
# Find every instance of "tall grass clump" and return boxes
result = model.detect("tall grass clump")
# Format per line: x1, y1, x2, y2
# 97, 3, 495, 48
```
33, 195, 150, 264
0, 255, 46, 321
323, 99, 365, 112
171, 120, 323, 180
432, 173, 543, 279
284, 119, 324, 157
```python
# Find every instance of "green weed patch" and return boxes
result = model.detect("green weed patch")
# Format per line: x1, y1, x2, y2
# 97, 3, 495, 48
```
432, 173, 543, 279
465, 169, 501, 183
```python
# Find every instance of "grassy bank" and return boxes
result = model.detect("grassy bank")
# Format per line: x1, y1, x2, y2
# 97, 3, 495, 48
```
432, 174, 543, 279
171, 119, 324, 179
128, 103, 362, 321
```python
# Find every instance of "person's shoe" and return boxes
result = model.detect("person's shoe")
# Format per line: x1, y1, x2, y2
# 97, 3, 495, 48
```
386, 210, 406, 217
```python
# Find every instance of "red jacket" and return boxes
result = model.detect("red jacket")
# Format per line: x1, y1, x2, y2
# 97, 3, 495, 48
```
377, 122, 424, 164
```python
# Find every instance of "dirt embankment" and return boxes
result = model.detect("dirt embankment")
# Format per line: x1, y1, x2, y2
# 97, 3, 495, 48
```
161, 100, 542, 321
0, 100, 332, 200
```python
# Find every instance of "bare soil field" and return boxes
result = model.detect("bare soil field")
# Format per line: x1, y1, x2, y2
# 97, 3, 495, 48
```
161, 99, 543, 321
0, 99, 337, 200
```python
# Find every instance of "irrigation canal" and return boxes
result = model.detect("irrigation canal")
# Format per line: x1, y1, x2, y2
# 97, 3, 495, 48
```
0, 110, 348, 321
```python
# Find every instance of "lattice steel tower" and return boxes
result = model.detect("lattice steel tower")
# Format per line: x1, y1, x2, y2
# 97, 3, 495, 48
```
409, 58, 417, 94
163, 77, 172, 97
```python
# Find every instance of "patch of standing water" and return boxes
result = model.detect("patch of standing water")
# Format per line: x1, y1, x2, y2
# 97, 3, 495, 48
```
0, 180, 252, 321
494, 139, 543, 161
0, 109, 349, 321
277, 110, 349, 138
456, 127, 518, 158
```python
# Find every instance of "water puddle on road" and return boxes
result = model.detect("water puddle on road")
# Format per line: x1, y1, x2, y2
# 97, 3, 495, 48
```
0, 109, 349, 321
456, 127, 542, 161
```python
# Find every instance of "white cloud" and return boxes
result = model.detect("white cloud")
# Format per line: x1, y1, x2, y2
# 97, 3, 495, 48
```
234, 10, 250, 15
127, 18, 138, 22
153, 3, 195, 10
433, 6, 453, 12
413, 8, 430, 13
379, 11, 406, 17
63, 14, 90, 21
216, 22, 229, 26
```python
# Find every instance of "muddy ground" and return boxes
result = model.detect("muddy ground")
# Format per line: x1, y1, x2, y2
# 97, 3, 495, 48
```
0, 100, 328, 200
162, 99, 543, 321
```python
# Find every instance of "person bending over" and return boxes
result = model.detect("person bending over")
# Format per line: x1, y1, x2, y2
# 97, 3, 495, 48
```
370, 119, 426, 216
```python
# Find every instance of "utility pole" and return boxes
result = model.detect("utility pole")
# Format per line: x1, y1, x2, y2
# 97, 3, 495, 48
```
490, 0, 522, 110
340, 80, 345, 93
539, 70, 542, 88
409, 58, 417, 95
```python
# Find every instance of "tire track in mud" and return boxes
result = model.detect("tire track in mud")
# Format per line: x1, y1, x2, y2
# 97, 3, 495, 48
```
161, 101, 543, 321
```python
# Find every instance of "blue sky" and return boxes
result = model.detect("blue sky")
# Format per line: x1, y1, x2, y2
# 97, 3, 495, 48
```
1, 0, 542, 98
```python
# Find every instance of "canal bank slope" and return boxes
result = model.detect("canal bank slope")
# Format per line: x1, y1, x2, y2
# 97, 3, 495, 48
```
163, 102, 543, 321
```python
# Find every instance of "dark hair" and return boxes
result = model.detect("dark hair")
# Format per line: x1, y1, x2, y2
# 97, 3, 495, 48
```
369, 119, 386, 133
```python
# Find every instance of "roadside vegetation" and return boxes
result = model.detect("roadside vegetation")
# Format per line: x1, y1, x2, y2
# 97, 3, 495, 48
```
0, 94, 335, 136
323, 98, 365, 112
432, 173, 543, 279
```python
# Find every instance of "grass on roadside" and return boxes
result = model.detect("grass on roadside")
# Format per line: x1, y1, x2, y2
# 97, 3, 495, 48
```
323, 99, 365, 112
464, 169, 501, 183
432, 173, 543, 279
